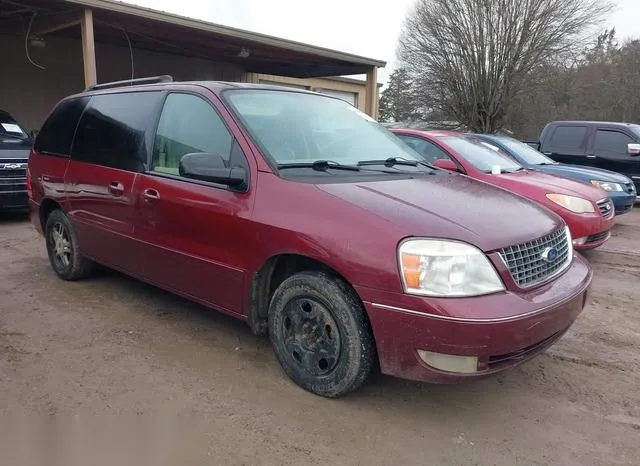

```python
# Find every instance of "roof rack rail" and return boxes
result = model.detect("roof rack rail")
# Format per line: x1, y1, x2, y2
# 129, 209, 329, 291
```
85, 75, 174, 92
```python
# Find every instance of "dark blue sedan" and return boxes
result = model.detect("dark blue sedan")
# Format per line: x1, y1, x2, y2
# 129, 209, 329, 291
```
473, 133, 637, 215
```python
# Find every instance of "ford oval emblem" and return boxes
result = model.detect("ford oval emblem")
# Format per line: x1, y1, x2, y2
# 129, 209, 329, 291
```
541, 247, 559, 263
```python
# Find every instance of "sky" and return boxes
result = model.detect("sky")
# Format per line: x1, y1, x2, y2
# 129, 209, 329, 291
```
123, 0, 640, 87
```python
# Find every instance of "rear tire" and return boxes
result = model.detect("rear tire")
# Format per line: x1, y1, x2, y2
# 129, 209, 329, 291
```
268, 271, 375, 397
45, 210, 93, 281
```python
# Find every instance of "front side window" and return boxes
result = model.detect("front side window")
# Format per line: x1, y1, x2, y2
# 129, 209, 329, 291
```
397, 135, 451, 163
34, 97, 90, 156
72, 92, 162, 171
594, 130, 634, 158
152, 93, 233, 176
223, 89, 420, 169
439, 136, 522, 173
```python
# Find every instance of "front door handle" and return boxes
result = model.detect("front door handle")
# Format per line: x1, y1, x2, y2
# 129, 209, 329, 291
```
586, 155, 597, 159
143, 188, 160, 201
108, 181, 125, 196
542, 152, 552, 156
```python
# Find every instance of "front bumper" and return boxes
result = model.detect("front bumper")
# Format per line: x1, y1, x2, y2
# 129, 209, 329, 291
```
355, 254, 592, 384
610, 192, 636, 215
564, 210, 615, 251
0, 190, 28, 211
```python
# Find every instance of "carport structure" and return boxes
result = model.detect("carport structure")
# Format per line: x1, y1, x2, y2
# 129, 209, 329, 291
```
0, 0, 385, 127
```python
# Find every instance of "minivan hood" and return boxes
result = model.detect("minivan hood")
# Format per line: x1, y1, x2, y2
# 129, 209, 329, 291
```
317, 173, 563, 252
493, 169, 607, 202
540, 163, 632, 183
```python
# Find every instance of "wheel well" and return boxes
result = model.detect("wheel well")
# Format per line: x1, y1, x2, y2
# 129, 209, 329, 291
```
248, 254, 350, 335
39, 198, 61, 231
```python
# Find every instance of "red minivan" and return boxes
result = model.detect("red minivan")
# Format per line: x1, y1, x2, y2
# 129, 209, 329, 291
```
28, 77, 593, 397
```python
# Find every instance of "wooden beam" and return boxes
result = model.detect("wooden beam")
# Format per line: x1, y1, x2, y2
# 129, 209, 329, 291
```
37, 19, 81, 36
365, 66, 378, 118
80, 8, 97, 88
1, 11, 81, 36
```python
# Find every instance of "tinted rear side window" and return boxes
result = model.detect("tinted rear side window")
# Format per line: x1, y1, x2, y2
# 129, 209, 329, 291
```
548, 126, 588, 150
34, 97, 89, 156
72, 92, 162, 171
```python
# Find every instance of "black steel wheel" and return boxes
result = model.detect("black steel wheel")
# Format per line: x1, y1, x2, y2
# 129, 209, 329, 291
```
45, 210, 93, 281
268, 271, 375, 397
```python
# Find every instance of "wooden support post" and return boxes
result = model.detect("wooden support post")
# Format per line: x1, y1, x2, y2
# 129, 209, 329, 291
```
365, 66, 378, 119
80, 9, 97, 88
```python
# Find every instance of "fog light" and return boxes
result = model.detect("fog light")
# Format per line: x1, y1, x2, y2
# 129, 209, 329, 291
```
572, 237, 587, 246
417, 350, 478, 373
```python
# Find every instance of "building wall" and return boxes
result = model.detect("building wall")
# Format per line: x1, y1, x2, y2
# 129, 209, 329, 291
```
255, 74, 370, 111
0, 34, 247, 130
1, 33, 377, 130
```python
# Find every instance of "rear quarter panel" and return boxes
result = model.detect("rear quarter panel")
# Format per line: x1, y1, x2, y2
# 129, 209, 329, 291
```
28, 152, 70, 230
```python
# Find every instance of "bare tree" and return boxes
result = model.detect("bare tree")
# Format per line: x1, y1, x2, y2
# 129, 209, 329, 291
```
398, 0, 612, 133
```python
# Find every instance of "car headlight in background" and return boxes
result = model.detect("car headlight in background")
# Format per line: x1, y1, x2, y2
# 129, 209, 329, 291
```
398, 239, 505, 297
590, 180, 623, 192
545, 193, 595, 213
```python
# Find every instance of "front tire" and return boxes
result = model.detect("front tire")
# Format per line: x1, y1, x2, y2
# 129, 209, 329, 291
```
268, 271, 376, 397
45, 210, 93, 281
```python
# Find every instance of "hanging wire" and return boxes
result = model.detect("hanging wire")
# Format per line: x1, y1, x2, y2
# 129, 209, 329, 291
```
24, 10, 46, 70
119, 26, 135, 81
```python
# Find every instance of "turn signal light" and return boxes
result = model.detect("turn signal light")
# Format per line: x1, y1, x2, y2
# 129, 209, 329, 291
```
401, 253, 422, 289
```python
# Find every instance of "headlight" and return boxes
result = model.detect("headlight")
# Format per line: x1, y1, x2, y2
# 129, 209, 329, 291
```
398, 239, 505, 297
546, 193, 595, 213
590, 180, 623, 192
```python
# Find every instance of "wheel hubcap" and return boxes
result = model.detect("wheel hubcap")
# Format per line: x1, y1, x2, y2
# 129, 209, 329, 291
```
282, 298, 341, 376
50, 222, 71, 268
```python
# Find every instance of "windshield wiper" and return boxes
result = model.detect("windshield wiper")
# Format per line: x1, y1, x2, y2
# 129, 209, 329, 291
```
358, 156, 435, 170
277, 160, 360, 172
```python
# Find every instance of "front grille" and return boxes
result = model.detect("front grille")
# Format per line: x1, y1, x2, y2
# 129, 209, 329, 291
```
624, 182, 635, 195
586, 230, 610, 244
0, 168, 26, 177
499, 228, 571, 288
597, 198, 614, 218
0, 159, 27, 179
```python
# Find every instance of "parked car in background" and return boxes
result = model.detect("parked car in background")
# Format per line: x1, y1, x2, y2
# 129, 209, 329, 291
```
474, 133, 636, 215
28, 77, 593, 397
392, 129, 615, 250
527, 121, 640, 198
0, 110, 32, 212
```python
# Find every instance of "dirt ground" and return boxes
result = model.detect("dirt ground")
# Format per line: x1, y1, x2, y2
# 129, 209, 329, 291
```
0, 209, 639, 466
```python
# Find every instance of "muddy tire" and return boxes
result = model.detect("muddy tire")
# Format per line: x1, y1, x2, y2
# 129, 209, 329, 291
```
45, 210, 93, 281
268, 271, 376, 397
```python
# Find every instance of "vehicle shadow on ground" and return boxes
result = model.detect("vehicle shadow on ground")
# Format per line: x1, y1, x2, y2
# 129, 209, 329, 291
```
0, 212, 29, 224
79, 266, 552, 416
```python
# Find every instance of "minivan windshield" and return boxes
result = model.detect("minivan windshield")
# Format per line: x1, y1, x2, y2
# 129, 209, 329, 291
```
440, 136, 523, 173
223, 89, 424, 171
493, 136, 557, 166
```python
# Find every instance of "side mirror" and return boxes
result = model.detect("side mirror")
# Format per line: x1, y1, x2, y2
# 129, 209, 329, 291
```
627, 143, 640, 156
179, 153, 247, 189
433, 158, 458, 172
